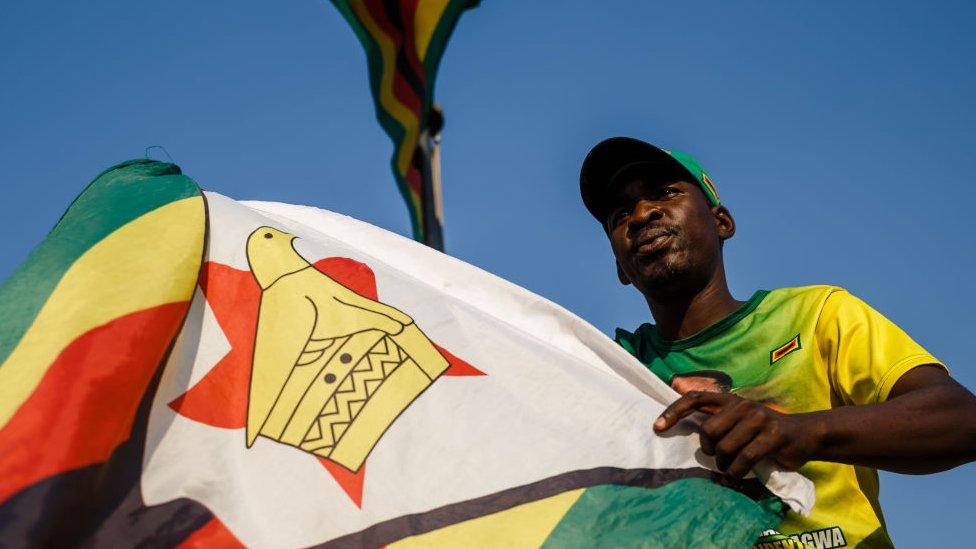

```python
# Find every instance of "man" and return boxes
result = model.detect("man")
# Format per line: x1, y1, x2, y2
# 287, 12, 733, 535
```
579, 137, 976, 547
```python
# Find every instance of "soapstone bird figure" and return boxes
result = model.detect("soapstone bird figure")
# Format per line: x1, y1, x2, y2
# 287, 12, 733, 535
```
244, 226, 447, 471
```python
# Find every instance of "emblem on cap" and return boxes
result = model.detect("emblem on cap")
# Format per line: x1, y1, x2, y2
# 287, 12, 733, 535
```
701, 171, 720, 204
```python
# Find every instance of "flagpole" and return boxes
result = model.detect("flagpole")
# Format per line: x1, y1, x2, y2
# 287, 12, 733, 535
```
418, 104, 445, 251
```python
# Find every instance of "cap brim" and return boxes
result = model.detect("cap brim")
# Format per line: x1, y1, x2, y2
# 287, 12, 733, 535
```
579, 137, 694, 223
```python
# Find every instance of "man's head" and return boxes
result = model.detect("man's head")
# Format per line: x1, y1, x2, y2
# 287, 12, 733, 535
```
579, 137, 735, 300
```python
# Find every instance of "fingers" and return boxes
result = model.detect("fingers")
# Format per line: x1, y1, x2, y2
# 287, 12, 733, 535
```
654, 391, 738, 432
708, 416, 766, 477
654, 393, 798, 479
700, 402, 791, 478
698, 398, 756, 457
723, 435, 784, 479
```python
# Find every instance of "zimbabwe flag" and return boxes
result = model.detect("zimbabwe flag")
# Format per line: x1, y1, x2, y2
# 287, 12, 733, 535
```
0, 161, 208, 544
330, 0, 479, 241
0, 160, 813, 547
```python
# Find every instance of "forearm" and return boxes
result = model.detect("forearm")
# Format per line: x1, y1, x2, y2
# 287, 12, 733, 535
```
803, 380, 976, 474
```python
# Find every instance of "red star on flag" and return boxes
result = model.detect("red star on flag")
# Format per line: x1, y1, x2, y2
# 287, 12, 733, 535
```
168, 257, 484, 507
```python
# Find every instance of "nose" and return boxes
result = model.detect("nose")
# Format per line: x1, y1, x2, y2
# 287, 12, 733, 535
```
628, 199, 663, 231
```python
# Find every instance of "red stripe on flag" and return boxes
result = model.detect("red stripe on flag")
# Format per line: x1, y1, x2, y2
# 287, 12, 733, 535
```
395, 0, 429, 90
365, 0, 424, 114
0, 302, 190, 504
405, 164, 423, 198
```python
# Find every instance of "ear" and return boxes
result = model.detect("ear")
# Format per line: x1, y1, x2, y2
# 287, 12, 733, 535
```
712, 205, 735, 241
616, 261, 631, 286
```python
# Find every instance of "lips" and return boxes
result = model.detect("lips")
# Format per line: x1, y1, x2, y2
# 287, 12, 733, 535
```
633, 229, 675, 256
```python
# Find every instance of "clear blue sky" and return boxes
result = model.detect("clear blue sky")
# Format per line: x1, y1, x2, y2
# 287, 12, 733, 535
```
2, 1, 974, 544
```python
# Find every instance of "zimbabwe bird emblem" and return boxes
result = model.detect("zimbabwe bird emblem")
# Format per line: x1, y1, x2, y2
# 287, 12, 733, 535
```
244, 226, 449, 472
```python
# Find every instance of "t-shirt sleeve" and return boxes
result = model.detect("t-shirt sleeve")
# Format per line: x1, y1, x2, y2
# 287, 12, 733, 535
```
815, 289, 946, 405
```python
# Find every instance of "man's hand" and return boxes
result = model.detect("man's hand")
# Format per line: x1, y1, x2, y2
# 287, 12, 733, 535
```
654, 366, 976, 476
654, 391, 823, 478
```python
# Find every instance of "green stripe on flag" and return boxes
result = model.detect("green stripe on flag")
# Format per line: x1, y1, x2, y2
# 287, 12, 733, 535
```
541, 479, 786, 548
0, 159, 201, 368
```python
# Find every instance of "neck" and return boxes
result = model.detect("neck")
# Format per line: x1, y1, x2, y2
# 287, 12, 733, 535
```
643, 265, 743, 341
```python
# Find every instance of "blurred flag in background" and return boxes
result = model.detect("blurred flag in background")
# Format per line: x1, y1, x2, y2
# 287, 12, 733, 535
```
330, 0, 479, 247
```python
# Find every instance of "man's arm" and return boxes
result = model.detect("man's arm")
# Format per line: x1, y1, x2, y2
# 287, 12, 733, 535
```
653, 365, 976, 477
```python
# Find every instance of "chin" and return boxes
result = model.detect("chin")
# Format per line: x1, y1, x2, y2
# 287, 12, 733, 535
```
634, 256, 704, 298
637, 252, 683, 280
637, 263, 686, 293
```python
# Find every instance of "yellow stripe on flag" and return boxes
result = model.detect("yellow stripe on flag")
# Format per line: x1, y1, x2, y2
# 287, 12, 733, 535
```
390, 489, 584, 548
350, 1, 422, 178
0, 197, 205, 429
414, 0, 450, 61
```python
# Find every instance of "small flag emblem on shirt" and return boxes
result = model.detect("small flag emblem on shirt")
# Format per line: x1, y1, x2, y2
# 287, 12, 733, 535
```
770, 334, 802, 364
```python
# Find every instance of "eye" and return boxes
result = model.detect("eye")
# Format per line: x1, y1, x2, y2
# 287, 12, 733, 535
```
608, 208, 630, 227
658, 186, 679, 198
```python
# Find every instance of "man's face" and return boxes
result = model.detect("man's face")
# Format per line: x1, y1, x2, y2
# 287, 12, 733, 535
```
605, 175, 727, 297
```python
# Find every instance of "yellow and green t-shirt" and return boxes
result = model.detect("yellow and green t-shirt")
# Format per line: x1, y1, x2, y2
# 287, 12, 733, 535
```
615, 285, 945, 548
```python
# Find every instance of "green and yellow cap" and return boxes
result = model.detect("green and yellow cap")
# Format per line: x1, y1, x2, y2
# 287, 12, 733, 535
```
579, 137, 720, 224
